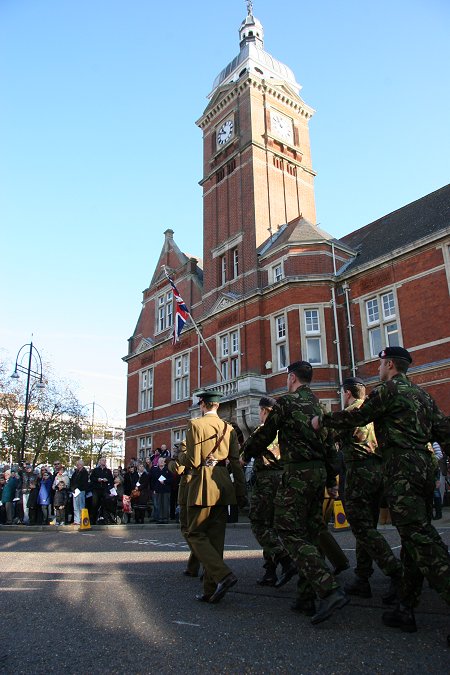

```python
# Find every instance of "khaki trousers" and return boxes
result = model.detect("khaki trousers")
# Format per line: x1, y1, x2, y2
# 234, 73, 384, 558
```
186, 505, 230, 595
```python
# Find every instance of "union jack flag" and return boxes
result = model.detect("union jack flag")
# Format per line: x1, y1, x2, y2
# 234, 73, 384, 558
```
164, 270, 190, 344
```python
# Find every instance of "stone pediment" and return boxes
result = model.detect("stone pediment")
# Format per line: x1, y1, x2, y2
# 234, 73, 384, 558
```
135, 338, 153, 354
209, 292, 241, 314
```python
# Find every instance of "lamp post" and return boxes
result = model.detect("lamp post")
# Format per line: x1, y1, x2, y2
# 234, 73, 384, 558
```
11, 340, 46, 465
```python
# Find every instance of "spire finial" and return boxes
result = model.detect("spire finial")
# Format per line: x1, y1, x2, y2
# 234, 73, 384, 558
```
246, 1, 253, 16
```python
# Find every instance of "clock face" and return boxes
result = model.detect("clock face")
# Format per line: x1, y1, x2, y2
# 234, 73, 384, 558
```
217, 119, 234, 146
271, 111, 293, 143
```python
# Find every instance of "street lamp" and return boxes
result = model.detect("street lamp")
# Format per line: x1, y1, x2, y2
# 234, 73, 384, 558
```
10, 340, 46, 464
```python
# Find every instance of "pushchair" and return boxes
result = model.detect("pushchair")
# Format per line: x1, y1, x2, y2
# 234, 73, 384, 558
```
96, 493, 121, 525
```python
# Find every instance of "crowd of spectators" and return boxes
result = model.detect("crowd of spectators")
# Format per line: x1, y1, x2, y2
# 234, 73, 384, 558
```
0, 444, 180, 527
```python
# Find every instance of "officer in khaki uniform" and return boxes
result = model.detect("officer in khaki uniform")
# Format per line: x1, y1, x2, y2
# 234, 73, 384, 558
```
178, 390, 246, 603
168, 444, 201, 577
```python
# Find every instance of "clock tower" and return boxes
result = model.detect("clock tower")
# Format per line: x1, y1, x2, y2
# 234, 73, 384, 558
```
197, 3, 316, 305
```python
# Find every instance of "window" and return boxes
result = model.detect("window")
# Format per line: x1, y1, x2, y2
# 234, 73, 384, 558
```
274, 314, 288, 370
273, 263, 283, 283
219, 329, 239, 381
157, 291, 173, 332
140, 368, 153, 411
174, 353, 190, 401
220, 255, 227, 285
173, 428, 186, 447
304, 309, 322, 364
139, 435, 152, 459
365, 291, 399, 357
232, 247, 239, 278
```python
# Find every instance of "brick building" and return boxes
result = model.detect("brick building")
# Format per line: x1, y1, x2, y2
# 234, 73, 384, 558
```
123, 7, 450, 463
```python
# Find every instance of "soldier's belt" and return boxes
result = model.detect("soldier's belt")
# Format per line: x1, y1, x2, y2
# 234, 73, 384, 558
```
284, 460, 325, 471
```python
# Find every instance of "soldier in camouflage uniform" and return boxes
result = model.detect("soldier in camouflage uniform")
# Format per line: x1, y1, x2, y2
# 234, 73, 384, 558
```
336, 377, 402, 600
242, 361, 349, 625
243, 396, 295, 586
313, 347, 450, 636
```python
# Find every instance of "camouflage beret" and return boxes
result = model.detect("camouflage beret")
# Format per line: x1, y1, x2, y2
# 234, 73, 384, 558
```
378, 347, 412, 364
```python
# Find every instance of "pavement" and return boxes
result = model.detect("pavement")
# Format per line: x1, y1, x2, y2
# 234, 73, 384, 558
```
0, 509, 449, 674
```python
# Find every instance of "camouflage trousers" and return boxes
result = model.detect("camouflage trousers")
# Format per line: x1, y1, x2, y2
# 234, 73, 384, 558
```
249, 470, 286, 566
345, 458, 401, 580
384, 449, 450, 608
274, 464, 339, 600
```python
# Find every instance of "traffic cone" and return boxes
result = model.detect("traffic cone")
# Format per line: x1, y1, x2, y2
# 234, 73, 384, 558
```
333, 499, 349, 530
79, 508, 91, 531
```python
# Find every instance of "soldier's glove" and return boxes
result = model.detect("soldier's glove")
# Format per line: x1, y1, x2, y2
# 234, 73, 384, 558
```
237, 495, 249, 509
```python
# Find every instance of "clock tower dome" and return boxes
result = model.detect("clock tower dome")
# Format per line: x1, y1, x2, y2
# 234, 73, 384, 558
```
197, 2, 316, 305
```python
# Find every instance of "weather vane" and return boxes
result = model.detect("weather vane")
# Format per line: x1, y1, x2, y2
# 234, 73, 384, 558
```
246, 1, 253, 16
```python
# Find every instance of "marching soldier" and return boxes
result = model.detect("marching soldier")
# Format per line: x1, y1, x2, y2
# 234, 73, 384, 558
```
312, 347, 450, 638
336, 377, 402, 601
178, 390, 247, 604
168, 443, 200, 578
242, 361, 349, 624
243, 396, 296, 587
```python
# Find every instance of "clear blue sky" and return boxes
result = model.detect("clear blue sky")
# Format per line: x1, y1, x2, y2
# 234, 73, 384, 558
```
1, 0, 449, 424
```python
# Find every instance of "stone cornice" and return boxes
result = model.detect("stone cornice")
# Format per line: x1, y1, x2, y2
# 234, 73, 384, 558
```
196, 75, 314, 129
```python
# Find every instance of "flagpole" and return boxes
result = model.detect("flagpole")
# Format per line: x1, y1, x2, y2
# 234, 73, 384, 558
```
162, 266, 224, 382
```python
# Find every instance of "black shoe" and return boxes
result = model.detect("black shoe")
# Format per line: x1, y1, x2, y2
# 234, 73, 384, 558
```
195, 594, 212, 602
344, 577, 372, 598
291, 598, 316, 616
333, 562, 350, 576
257, 570, 278, 586
209, 573, 238, 604
274, 562, 297, 588
311, 589, 350, 625
183, 570, 199, 577
382, 576, 401, 605
382, 604, 417, 633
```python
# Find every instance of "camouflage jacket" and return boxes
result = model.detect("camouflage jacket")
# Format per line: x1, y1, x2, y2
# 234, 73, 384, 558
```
335, 399, 381, 463
322, 374, 450, 459
242, 385, 336, 481
247, 428, 282, 472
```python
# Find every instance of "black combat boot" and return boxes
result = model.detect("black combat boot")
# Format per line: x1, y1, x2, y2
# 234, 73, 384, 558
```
274, 556, 297, 588
257, 562, 278, 586
291, 598, 316, 616
381, 574, 401, 605
344, 576, 372, 598
382, 604, 417, 633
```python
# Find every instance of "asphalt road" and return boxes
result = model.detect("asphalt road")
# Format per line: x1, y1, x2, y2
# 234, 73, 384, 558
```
0, 523, 448, 674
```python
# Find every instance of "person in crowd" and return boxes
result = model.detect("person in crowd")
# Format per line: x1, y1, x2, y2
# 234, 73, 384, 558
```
312, 346, 450, 638
52, 464, 69, 489
242, 361, 348, 624
2, 469, 20, 525
21, 463, 36, 525
0, 473, 7, 524
159, 444, 170, 459
90, 457, 113, 524
38, 470, 53, 524
150, 456, 173, 524
26, 478, 39, 525
131, 461, 150, 524
123, 464, 137, 524
70, 460, 89, 526
178, 390, 246, 604
54, 480, 69, 525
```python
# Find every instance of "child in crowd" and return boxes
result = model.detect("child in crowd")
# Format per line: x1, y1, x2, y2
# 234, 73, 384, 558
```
54, 480, 69, 525
38, 471, 53, 524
